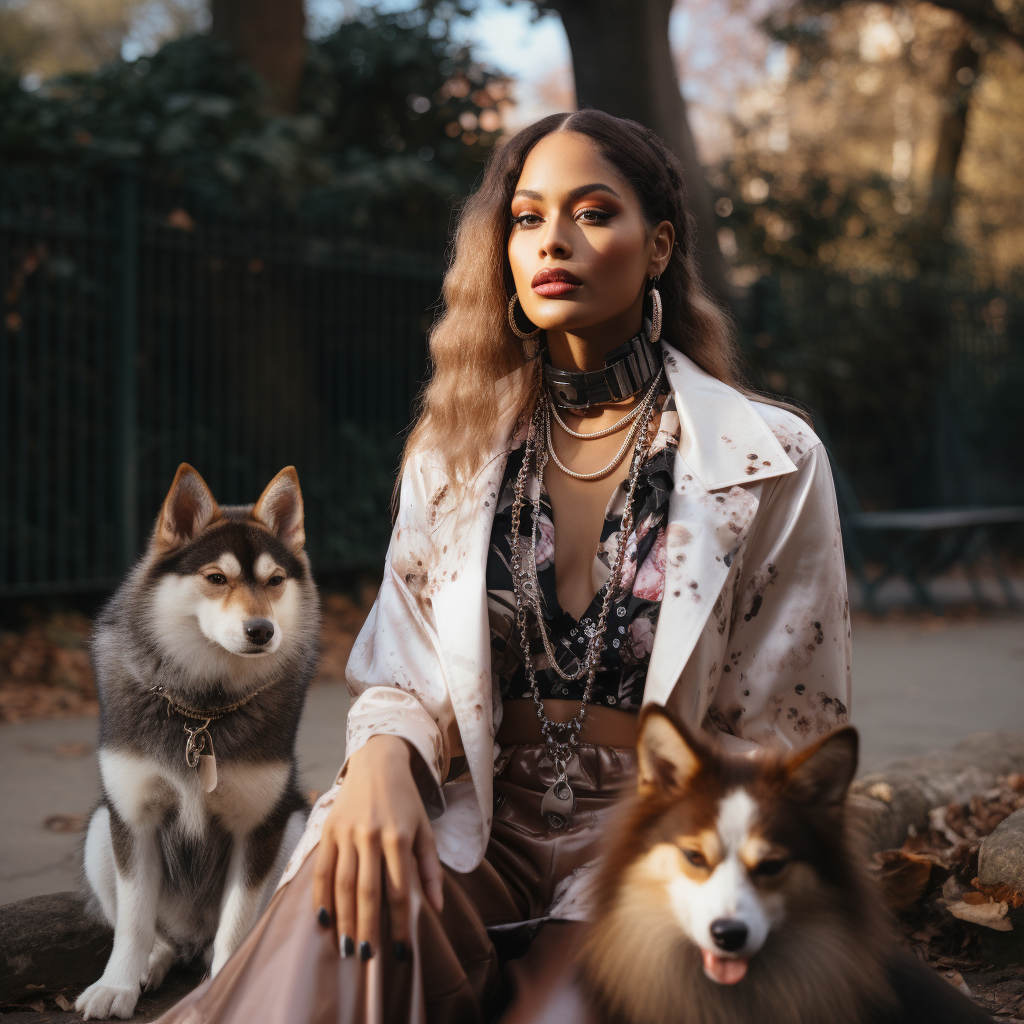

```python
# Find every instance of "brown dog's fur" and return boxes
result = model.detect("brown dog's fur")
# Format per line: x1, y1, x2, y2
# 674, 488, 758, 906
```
579, 708, 897, 1024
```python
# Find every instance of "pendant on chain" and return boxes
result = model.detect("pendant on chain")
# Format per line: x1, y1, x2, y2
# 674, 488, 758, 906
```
541, 778, 576, 830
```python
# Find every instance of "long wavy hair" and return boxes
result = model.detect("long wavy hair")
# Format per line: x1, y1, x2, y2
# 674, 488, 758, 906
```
402, 109, 745, 490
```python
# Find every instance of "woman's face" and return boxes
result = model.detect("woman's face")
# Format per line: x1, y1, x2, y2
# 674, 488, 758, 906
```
507, 131, 673, 342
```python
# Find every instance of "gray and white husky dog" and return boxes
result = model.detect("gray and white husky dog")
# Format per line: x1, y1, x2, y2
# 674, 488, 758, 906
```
76, 463, 320, 1021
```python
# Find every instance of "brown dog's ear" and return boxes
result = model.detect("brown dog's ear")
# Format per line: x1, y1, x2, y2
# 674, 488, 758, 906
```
154, 464, 220, 553
637, 707, 705, 797
252, 467, 305, 553
784, 726, 859, 806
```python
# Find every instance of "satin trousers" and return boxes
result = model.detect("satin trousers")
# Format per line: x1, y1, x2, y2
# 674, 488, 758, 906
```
154, 744, 636, 1024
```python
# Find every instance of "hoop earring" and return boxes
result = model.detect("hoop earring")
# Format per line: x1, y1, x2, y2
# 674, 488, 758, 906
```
647, 276, 663, 345
508, 295, 540, 341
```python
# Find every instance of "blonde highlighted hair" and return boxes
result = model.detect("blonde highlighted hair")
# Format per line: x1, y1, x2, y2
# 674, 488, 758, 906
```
402, 110, 746, 491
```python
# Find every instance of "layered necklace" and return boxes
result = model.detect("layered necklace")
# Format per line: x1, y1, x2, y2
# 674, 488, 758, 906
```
508, 365, 663, 830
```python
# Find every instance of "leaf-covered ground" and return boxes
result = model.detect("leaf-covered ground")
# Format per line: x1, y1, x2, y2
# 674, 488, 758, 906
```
875, 775, 1024, 1021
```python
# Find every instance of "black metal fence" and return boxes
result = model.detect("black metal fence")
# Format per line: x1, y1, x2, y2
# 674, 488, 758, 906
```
1, 169, 441, 596
3, 169, 1023, 597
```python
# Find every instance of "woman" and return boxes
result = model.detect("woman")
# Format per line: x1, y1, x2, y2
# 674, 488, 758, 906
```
158, 110, 849, 1024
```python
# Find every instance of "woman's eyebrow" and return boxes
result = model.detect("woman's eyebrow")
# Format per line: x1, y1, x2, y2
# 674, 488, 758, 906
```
512, 183, 623, 203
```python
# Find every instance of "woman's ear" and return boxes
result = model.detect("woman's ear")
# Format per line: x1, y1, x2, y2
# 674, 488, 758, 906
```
648, 220, 675, 278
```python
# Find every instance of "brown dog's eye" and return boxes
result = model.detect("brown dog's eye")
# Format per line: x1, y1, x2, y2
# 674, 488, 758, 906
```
753, 859, 788, 877
268, 575, 285, 587
206, 573, 227, 585
682, 849, 708, 868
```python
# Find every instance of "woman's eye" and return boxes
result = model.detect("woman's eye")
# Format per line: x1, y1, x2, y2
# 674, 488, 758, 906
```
683, 849, 708, 868
754, 859, 788, 877
576, 207, 612, 224
512, 212, 541, 227
206, 573, 227, 585
268, 575, 285, 587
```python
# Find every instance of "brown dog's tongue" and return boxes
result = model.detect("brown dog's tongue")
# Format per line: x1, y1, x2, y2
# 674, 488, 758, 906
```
702, 950, 749, 985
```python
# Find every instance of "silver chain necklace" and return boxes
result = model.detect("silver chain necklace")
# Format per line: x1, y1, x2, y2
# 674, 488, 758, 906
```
550, 398, 644, 440
545, 370, 663, 482
508, 373, 660, 830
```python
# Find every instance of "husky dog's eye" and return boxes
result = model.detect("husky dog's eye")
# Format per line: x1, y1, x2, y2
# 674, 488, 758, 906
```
268, 575, 285, 587
753, 858, 788, 877
682, 849, 708, 868
206, 573, 227, 585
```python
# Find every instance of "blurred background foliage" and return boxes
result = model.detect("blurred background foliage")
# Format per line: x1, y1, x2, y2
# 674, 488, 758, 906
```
0, 0, 506, 246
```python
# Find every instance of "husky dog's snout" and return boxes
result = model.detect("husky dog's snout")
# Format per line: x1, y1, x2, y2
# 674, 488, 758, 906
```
244, 618, 275, 646
709, 918, 748, 953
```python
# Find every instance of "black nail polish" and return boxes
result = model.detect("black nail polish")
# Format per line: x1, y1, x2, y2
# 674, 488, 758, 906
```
359, 940, 373, 961
317, 906, 331, 928
340, 934, 355, 958
393, 942, 408, 962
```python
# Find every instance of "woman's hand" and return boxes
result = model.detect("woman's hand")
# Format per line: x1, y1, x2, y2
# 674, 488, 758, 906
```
312, 734, 445, 959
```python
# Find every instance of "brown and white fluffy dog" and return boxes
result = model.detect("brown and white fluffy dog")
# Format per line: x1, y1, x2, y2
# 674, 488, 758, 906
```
574, 708, 990, 1024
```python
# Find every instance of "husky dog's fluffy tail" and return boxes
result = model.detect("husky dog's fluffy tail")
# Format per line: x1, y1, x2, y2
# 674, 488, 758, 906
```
76, 465, 319, 1020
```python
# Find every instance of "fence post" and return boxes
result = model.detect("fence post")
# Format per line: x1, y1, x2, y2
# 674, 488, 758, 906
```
114, 168, 139, 570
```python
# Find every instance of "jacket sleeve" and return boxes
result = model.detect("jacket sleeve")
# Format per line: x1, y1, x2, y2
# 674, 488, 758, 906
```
339, 459, 458, 816
705, 442, 852, 751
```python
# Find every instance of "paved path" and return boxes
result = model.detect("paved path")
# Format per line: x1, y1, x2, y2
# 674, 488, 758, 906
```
2, 616, 1023, 906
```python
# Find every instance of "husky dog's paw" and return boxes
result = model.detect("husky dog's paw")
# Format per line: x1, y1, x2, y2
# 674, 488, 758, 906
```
143, 935, 176, 992
75, 980, 140, 1020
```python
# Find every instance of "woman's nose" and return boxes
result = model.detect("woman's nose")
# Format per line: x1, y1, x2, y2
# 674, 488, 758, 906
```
539, 215, 572, 260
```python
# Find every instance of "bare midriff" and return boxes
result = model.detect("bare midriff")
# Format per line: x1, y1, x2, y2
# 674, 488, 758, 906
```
496, 697, 639, 748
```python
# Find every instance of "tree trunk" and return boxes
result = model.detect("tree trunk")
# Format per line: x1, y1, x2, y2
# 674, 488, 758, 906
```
210, 0, 307, 113
543, 0, 732, 308
922, 22, 979, 269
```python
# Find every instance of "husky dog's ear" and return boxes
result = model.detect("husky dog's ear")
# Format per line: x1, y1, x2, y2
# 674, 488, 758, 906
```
784, 726, 859, 806
637, 707, 705, 797
253, 467, 305, 553
154, 464, 220, 553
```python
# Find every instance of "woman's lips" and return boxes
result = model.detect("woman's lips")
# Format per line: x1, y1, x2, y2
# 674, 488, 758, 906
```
532, 268, 582, 297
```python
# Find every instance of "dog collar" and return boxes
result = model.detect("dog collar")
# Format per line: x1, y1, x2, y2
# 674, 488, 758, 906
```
542, 320, 662, 410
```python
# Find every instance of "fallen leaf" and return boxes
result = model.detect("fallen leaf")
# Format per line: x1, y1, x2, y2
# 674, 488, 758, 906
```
42, 813, 87, 833
54, 992, 73, 1009
947, 900, 1013, 931
874, 848, 934, 909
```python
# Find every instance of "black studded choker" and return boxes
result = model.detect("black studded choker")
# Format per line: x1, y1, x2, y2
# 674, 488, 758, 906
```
542, 321, 662, 410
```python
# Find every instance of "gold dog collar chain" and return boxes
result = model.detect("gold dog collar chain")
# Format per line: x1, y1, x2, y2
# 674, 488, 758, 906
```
150, 678, 280, 794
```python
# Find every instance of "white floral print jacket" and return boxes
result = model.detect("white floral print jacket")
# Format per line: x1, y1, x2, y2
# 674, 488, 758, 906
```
280, 342, 851, 887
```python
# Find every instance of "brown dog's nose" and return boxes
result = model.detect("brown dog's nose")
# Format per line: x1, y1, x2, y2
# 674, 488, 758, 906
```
710, 919, 748, 952
244, 619, 274, 646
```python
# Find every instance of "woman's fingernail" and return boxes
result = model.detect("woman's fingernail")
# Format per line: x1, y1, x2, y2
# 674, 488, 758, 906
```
393, 942, 408, 962
340, 934, 355, 958
359, 941, 374, 961
317, 906, 331, 928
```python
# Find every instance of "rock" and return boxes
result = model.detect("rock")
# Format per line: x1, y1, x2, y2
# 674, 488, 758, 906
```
0, 891, 112, 1003
978, 808, 1024, 894
850, 732, 1024, 852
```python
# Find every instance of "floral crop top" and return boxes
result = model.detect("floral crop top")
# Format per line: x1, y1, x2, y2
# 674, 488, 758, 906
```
485, 395, 680, 712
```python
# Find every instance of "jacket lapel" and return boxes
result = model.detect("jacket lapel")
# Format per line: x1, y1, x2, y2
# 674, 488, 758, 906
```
644, 345, 798, 707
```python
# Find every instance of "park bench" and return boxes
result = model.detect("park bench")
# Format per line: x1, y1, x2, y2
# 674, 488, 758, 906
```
824, 448, 1024, 615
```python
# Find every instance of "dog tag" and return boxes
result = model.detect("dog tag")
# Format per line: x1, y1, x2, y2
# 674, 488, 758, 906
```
541, 779, 575, 831
198, 737, 218, 793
